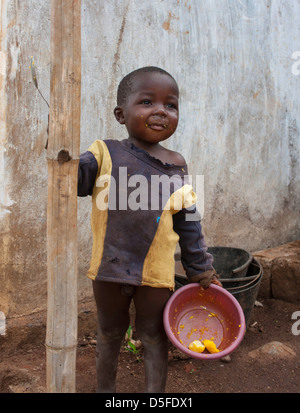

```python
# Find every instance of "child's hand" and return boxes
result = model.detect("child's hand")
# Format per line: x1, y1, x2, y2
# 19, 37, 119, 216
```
190, 270, 222, 289
211, 276, 223, 288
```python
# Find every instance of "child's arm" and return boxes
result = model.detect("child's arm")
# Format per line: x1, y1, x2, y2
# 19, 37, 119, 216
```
173, 206, 221, 289
78, 151, 98, 196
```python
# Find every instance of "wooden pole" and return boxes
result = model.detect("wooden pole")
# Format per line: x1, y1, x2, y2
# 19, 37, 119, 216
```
46, 0, 81, 393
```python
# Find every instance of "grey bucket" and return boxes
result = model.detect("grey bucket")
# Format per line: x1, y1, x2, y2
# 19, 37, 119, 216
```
230, 258, 263, 327
174, 246, 253, 289
207, 246, 252, 279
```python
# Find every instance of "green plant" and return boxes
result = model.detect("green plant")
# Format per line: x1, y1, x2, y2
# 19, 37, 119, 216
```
125, 325, 140, 355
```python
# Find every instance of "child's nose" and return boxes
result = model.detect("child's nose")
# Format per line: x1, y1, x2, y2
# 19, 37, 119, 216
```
153, 104, 167, 117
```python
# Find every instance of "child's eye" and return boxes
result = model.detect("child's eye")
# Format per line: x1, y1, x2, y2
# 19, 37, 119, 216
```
166, 103, 177, 109
141, 100, 152, 105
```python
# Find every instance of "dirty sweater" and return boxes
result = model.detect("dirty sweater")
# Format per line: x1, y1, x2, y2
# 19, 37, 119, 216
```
78, 139, 213, 289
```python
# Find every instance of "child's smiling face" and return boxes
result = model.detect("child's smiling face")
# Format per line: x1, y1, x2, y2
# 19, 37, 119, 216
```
114, 72, 179, 146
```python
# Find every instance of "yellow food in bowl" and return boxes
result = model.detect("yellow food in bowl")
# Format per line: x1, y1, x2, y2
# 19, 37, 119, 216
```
188, 340, 205, 353
202, 339, 219, 353
188, 339, 220, 354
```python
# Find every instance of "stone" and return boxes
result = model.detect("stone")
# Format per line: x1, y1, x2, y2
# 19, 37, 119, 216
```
253, 241, 300, 302
272, 255, 300, 302
220, 355, 231, 363
248, 341, 296, 362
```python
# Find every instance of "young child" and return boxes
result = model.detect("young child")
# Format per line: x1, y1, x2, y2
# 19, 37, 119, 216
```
78, 66, 221, 393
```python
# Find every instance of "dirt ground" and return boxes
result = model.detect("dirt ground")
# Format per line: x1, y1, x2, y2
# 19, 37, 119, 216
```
0, 297, 299, 394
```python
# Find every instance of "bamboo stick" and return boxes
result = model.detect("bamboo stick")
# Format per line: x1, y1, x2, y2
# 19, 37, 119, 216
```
46, 0, 81, 393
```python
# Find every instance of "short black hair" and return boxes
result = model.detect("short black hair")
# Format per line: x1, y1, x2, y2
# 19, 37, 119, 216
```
116, 66, 178, 106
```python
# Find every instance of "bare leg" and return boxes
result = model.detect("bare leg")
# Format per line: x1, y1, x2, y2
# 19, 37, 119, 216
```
134, 286, 171, 393
92, 281, 131, 393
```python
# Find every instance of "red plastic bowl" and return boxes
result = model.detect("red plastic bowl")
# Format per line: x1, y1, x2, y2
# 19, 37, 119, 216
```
163, 283, 246, 360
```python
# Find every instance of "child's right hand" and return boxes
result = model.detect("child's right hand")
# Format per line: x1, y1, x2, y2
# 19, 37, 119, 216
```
211, 275, 223, 288
190, 270, 222, 289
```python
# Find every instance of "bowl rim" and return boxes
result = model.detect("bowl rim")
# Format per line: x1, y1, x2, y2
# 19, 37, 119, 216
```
163, 283, 246, 360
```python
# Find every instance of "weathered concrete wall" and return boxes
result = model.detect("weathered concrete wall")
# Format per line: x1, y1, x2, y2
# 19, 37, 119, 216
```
0, 0, 299, 317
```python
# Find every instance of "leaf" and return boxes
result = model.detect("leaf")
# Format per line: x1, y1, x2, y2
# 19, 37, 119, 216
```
127, 325, 132, 340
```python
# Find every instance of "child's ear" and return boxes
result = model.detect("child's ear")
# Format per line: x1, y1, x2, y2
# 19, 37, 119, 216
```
114, 106, 125, 124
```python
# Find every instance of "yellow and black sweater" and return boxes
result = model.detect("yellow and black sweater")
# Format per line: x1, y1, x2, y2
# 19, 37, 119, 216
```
78, 139, 213, 290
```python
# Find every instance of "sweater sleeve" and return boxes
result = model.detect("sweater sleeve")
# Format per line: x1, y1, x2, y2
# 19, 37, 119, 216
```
172, 205, 214, 280
78, 151, 98, 197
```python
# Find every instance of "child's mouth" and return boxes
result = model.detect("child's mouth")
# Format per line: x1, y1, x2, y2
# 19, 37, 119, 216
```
147, 123, 167, 131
